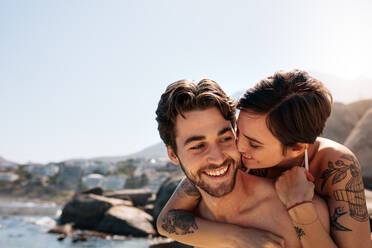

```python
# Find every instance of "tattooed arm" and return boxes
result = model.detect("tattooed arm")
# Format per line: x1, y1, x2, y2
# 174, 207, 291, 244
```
157, 177, 284, 248
317, 153, 371, 248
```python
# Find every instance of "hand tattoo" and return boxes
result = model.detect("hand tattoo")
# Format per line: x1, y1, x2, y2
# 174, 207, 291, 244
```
161, 210, 198, 235
294, 226, 306, 240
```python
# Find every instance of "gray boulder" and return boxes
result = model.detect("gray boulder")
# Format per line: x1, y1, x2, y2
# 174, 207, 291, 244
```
60, 193, 132, 230
322, 102, 359, 143
344, 108, 372, 178
96, 205, 155, 237
105, 189, 155, 207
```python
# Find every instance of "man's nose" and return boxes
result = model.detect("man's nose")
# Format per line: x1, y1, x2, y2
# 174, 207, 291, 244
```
236, 135, 246, 153
207, 144, 225, 164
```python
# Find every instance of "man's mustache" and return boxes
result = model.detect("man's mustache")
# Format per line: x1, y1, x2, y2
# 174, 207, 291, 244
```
199, 158, 234, 172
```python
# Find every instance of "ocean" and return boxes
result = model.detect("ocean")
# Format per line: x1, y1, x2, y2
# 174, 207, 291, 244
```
0, 202, 154, 248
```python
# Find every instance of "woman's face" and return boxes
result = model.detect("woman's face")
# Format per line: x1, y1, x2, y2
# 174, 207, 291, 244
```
236, 111, 287, 169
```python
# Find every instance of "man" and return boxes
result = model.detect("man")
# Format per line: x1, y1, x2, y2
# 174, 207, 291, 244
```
155, 79, 330, 248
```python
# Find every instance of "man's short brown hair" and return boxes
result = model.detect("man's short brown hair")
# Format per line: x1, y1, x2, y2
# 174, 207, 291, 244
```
237, 70, 333, 148
156, 79, 236, 153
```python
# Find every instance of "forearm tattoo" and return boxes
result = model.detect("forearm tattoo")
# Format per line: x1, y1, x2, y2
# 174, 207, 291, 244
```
294, 226, 306, 240
330, 207, 352, 231
181, 179, 201, 197
320, 154, 368, 223
161, 210, 198, 235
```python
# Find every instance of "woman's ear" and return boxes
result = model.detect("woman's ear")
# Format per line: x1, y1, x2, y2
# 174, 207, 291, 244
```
288, 142, 308, 156
166, 146, 180, 165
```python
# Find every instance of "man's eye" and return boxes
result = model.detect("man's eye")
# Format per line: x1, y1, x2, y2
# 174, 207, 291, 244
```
190, 144, 204, 150
222, 137, 233, 142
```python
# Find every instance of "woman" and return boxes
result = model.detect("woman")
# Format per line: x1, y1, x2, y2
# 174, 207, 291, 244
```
157, 70, 370, 248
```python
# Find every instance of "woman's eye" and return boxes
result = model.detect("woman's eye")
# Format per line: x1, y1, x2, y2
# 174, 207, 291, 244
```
249, 142, 260, 149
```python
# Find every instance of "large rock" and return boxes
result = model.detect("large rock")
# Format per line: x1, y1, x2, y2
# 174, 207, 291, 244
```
105, 189, 155, 207
96, 205, 155, 237
322, 102, 359, 144
60, 193, 132, 230
81, 174, 105, 190
153, 176, 183, 224
348, 99, 372, 119
344, 108, 372, 178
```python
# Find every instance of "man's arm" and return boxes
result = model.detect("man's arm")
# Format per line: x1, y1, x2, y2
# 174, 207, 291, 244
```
157, 177, 284, 248
317, 153, 371, 248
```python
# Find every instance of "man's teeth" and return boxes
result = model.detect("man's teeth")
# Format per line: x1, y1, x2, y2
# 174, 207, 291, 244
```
204, 165, 229, 176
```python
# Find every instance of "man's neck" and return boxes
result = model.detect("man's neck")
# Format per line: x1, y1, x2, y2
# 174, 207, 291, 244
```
198, 170, 255, 221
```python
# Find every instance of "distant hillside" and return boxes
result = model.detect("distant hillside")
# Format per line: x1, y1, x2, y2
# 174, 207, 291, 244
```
93, 142, 168, 163
348, 99, 372, 119
0, 156, 17, 169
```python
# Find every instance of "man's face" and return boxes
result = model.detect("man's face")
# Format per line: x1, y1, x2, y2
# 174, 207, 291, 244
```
237, 111, 288, 169
169, 107, 240, 197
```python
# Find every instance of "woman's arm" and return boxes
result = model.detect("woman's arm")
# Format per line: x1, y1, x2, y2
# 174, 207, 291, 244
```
317, 153, 371, 248
275, 166, 337, 248
157, 177, 284, 248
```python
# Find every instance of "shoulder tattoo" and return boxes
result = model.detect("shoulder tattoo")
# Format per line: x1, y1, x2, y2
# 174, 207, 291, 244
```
330, 207, 352, 231
320, 154, 368, 222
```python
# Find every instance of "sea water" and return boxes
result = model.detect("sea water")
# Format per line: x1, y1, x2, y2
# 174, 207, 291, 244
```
0, 207, 152, 248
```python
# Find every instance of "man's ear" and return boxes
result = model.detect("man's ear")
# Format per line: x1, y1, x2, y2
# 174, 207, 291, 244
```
166, 146, 180, 165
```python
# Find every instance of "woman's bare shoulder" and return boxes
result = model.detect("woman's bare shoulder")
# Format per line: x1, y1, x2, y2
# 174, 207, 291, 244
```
315, 137, 355, 162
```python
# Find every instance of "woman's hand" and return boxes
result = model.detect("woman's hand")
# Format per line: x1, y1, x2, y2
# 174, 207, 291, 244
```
274, 166, 315, 208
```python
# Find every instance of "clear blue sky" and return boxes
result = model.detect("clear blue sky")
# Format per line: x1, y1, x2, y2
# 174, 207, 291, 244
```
1, 0, 371, 164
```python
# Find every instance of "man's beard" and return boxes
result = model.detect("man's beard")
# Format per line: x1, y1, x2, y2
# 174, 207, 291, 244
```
179, 157, 239, 198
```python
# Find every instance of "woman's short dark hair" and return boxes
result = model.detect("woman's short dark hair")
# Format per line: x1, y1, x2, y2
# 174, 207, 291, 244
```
156, 79, 236, 153
237, 70, 333, 149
